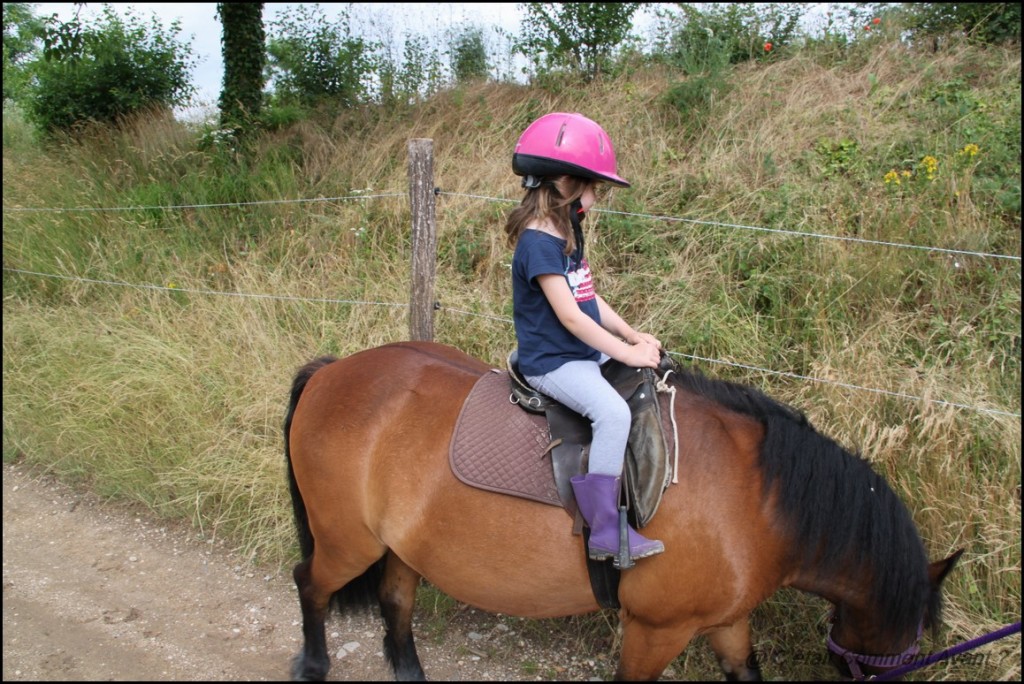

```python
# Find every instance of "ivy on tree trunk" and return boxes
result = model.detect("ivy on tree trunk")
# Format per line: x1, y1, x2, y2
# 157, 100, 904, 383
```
217, 3, 265, 132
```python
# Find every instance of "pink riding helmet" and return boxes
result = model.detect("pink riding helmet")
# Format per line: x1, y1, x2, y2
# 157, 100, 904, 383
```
512, 112, 630, 187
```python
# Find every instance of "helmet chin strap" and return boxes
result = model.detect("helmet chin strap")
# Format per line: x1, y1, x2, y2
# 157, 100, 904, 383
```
570, 198, 586, 264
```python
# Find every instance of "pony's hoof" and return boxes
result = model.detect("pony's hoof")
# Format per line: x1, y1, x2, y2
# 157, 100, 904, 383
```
290, 654, 328, 682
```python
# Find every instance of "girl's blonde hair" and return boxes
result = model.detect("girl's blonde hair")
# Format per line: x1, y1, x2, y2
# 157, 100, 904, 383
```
504, 176, 592, 256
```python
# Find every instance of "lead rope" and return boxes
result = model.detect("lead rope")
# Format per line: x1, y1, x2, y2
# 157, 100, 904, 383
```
656, 370, 680, 484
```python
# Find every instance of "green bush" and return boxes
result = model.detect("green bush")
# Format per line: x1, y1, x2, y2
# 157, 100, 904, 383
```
3, 2, 47, 104
657, 3, 804, 68
25, 6, 194, 135
661, 27, 731, 128
265, 4, 376, 110
380, 32, 445, 106
515, 2, 640, 81
448, 25, 490, 84
904, 3, 1022, 45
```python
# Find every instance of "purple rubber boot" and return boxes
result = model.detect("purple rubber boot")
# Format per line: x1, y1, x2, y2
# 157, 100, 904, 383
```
570, 473, 664, 564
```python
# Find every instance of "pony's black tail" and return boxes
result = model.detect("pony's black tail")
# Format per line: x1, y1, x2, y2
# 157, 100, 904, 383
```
283, 355, 386, 612
284, 356, 337, 560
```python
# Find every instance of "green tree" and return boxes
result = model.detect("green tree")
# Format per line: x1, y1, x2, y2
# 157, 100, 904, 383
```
449, 25, 490, 84
388, 33, 445, 105
217, 2, 265, 131
515, 2, 640, 81
661, 3, 805, 68
25, 5, 194, 134
901, 3, 1021, 45
265, 4, 376, 111
3, 2, 46, 103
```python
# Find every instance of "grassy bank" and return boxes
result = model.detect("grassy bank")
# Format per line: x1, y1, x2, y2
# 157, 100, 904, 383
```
3, 35, 1020, 679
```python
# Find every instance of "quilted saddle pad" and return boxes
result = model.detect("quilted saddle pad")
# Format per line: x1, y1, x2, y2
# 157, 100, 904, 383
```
449, 369, 562, 507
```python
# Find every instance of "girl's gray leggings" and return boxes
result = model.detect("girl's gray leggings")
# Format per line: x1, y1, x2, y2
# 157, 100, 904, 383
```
525, 358, 631, 477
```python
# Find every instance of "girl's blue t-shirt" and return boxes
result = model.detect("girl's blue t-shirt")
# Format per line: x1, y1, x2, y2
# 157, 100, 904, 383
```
512, 229, 602, 376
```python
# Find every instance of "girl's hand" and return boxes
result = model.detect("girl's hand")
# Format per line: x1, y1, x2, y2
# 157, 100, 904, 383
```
625, 341, 661, 369
632, 332, 662, 349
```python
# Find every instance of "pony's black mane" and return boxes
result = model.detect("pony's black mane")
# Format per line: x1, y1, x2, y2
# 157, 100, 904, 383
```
665, 362, 932, 639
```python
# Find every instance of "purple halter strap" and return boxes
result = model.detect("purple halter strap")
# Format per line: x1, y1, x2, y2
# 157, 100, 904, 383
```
827, 619, 924, 681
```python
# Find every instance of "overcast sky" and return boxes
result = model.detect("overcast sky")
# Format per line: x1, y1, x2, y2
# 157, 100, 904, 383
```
32, 3, 537, 120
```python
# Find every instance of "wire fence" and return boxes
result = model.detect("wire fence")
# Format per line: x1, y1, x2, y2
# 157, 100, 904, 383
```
3, 188, 1021, 419
1, 192, 406, 213
9, 189, 1017, 262
438, 190, 1022, 263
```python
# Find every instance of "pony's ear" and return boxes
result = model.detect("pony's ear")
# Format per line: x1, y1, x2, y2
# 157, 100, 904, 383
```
929, 548, 964, 588
923, 548, 964, 636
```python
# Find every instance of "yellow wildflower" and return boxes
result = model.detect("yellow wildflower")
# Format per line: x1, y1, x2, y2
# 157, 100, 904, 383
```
883, 169, 901, 185
920, 155, 938, 181
958, 143, 980, 158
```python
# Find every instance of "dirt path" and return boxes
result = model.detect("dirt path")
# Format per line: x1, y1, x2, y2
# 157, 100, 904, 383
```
2, 460, 611, 681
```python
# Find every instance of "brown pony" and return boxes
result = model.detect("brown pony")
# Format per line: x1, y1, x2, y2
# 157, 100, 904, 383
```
283, 341, 961, 681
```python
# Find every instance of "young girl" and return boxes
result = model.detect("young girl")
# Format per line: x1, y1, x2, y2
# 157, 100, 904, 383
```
505, 112, 664, 565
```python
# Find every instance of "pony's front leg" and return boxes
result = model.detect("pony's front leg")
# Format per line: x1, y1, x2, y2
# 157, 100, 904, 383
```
708, 619, 762, 681
291, 557, 332, 681
615, 613, 698, 680
379, 552, 426, 681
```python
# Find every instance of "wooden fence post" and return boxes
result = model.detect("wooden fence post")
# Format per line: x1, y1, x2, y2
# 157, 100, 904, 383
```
408, 138, 437, 342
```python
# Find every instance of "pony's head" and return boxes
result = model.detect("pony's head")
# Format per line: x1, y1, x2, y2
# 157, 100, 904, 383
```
825, 549, 963, 680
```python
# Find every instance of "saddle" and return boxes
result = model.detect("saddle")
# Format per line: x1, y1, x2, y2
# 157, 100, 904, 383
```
506, 350, 674, 531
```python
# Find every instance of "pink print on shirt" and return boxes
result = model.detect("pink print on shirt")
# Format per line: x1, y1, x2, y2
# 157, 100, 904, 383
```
566, 258, 596, 304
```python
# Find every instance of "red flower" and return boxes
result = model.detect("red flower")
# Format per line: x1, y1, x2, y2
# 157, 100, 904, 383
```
872, 17, 881, 25
864, 25, 871, 31
764, 42, 773, 52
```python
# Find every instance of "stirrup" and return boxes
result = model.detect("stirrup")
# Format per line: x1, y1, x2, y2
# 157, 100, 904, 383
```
616, 505, 635, 569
